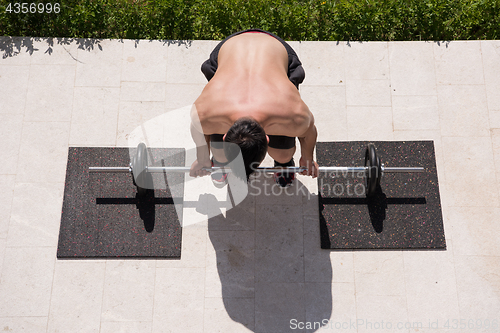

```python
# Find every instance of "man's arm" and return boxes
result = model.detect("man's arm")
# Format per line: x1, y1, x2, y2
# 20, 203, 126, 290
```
297, 112, 319, 177
190, 105, 212, 177
298, 122, 317, 160
190, 122, 211, 162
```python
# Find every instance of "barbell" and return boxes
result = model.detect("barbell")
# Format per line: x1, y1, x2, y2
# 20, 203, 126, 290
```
88, 142, 424, 197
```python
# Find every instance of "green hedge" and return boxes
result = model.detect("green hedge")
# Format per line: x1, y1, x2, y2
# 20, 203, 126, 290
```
1, 0, 499, 41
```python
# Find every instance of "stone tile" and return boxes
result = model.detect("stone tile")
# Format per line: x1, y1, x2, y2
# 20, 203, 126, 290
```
69, 87, 119, 146
122, 39, 168, 82
446, 207, 500, 256
255, 282, 306, 333
204, 297, 255, 332
0, 37, 33, 65
252, 172, 304, 206
355, 295, 410, 333
16, 121, 70, 183
100, 322, 152, 333
437, 85, 489, 137
0, 114, 23, 175
305, 283, 357, 333
346, 106, 394, 141
457, 295, 500, 333
180, 172, 247, 226
441, 137, 498, 207
403, 246, 457, 296
346, 79, 392, 106
0, 317, 48, 333
152, 268, 205, 333
30, 37, 80, 65
303, 216, 354, 283
434, 41, 484, 85
406, 294, 460, 331
0, 247, 55, 316
344, 42, 390, 80
163, 105, 197, 148
392, 95, 440, 130
156, 226, 207, 268
353, 251, 406, 296
120, 81, 166, 102
455, 255, 500, 302
255, 205, 304, 283
123, 103, 194, 151
24, 64, 75, 122
440, 205, 453, 242
75, 39, 123, 87
300, 182, 318, 216
300, 85, 346, 109
300, 41, 345, 85
208, 192, 255, 231
165, 84, 205, 109
489, 110, 500, 129
101, 261, 155, 322
0, 65, 29, 114
389, 42, 437, 96
7, 182, 64, 247
3, 36, 499, 333
330, 280, 356, 296
300, 85, 347, 141
116, 101, 167, 146
180, 179, 216, 229
438, 84, 488, 108
0, 115, 24, 170
205, 230, 254, 298
410, 329, 462, 333
166, 41, 218, 84
482, 41, 500, 111
0, 238, 5, 274
491, 129, 500, 190
47, 261, 105, 333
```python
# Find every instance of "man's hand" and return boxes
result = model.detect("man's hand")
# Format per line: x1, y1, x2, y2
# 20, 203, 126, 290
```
190, 159, 212, 177
299, 156, 319, 178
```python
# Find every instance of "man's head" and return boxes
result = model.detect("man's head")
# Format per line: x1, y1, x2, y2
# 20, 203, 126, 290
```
223, 117, 268, 180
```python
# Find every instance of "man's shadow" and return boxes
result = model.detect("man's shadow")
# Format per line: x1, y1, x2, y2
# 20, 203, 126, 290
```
204, 174, 332, 332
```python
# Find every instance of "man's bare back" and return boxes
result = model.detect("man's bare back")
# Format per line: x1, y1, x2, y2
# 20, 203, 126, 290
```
191, 30, 318, 180
195, 32, 312, 137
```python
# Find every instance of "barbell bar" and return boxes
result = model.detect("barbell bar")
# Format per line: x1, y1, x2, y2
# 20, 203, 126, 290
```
88, 142, 424, 197
88, 166, 423, 174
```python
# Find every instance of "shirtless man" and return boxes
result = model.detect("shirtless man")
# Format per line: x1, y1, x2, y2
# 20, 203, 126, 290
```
190, 29, 319, 187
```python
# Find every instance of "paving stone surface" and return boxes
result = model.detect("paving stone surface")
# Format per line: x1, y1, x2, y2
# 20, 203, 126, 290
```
1, 37, 499, 333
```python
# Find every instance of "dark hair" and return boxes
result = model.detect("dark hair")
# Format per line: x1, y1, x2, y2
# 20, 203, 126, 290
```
223, 117, 268, 180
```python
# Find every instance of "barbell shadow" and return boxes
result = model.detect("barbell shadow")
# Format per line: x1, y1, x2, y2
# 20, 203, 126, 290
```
96, 189, 175, 233
320, 185, 427, 233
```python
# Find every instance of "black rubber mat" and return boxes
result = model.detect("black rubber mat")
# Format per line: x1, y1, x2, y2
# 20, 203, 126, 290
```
317, 141, 446, 250
57, 147, 184, 258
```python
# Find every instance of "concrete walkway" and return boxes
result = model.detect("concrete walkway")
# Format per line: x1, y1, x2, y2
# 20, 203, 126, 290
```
0, 37, 499, 332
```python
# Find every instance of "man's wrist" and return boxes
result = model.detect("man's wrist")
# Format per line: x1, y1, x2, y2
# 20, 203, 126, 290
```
300, 152, 314, 161
196, 149, 211, 163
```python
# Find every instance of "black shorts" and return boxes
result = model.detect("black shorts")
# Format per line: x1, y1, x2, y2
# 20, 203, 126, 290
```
201, 28, 305, 89
202, 29, 302, 150
210, 134, 295, 150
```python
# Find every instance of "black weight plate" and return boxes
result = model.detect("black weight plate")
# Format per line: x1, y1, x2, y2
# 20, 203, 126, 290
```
364, 143, 381, 197
133, 142, 149, 195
